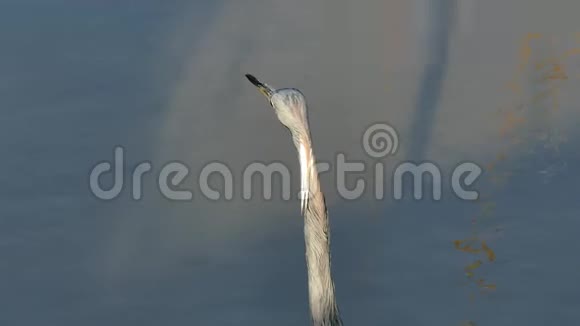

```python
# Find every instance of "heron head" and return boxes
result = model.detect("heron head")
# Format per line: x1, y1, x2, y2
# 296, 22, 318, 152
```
245, 74, 310, 139
246, 73, 314, 213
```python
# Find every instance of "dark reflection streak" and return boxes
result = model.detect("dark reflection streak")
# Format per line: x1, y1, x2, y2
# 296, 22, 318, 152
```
408, 0, 457, 161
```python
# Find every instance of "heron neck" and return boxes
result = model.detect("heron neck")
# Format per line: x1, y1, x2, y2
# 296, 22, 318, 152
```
298, 139, 343, 326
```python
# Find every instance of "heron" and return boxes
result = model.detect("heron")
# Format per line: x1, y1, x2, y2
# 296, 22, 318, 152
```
245, 74, 343, 326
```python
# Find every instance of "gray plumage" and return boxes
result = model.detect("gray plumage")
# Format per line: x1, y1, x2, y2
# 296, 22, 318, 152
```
245, 74, 343, 326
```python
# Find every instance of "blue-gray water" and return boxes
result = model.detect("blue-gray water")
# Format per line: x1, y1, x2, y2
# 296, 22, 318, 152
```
1, 1, 579, 325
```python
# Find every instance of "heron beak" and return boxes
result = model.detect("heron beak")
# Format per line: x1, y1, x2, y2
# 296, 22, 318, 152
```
245, 74, 274, 99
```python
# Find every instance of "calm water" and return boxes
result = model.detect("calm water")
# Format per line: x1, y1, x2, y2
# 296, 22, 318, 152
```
1, 1, 579, 325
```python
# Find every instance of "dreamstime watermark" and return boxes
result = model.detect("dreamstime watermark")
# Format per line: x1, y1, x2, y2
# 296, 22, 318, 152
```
89, 123, 483, 202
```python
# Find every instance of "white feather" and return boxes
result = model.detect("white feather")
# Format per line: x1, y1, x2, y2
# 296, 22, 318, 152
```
299, 142, 309, 214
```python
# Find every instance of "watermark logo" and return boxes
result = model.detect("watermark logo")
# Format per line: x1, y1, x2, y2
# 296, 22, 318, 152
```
89, 123, 483, 202
362, 123, 399, 158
